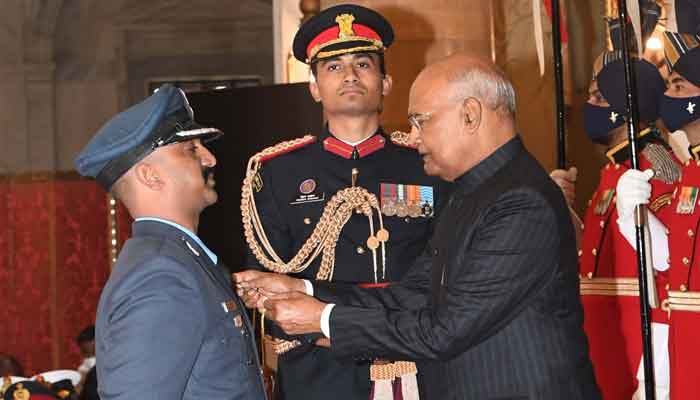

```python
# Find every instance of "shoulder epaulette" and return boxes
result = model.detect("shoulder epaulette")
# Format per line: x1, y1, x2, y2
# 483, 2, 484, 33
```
255, 135, 317, 163
389, 131, 417, 149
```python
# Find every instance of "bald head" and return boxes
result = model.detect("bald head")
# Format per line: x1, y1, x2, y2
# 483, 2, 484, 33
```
413, 54, 516, 118
408, 54, 518, 181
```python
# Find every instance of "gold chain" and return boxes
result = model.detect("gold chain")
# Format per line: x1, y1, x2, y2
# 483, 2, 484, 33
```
241, 136, 389, 281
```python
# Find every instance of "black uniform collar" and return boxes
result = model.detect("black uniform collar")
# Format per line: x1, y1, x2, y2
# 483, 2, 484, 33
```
455, 135, 522, 194
605, 127, 660, 164
321, 124, 387, 159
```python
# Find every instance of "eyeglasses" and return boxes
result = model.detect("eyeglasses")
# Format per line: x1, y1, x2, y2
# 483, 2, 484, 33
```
407, 112, 432, 132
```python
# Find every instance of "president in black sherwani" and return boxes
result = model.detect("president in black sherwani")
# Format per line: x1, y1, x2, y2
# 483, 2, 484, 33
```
236, 54, 601, 399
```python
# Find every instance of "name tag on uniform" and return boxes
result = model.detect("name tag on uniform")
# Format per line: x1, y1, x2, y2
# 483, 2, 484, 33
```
380, 183, 434, 218
290, 178, 325, 205
676, 186, 699, 215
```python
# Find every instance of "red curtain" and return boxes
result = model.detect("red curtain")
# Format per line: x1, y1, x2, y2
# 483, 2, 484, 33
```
0, 177, 131, 376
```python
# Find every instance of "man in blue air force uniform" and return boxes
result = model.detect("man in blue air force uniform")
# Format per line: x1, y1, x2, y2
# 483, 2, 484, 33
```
74, 84, 266, 400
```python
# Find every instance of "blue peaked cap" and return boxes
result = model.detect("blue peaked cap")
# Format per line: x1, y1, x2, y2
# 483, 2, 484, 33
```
74, 84, 222, 190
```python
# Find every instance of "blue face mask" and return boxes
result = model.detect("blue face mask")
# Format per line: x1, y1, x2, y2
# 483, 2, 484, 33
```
659, 95, 700, 132
583, 103, 626, 144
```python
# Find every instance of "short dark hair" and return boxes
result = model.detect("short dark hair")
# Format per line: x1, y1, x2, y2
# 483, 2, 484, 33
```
310, 52, 387, 78
77, 325, 95, 344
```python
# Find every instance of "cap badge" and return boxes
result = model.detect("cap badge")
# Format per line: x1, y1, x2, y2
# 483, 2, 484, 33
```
13, 383, 30, 400
335, 13, 356, 39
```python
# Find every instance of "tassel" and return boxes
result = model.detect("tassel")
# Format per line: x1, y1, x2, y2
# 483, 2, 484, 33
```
400, 373, 420, 400
372, 380, 394, 400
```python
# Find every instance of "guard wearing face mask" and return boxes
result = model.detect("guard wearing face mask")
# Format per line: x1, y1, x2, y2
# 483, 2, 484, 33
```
567, 14, 682, 400
616, 2, 700, 398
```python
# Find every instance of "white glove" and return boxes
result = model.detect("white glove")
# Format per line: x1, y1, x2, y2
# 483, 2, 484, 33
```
616, 169, 654, 219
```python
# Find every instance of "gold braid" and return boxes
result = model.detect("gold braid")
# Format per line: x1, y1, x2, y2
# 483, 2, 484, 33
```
241, 135, 389, 282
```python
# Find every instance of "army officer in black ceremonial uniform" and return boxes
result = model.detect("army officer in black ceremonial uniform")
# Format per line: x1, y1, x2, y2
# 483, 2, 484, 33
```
241, 4, 449, 400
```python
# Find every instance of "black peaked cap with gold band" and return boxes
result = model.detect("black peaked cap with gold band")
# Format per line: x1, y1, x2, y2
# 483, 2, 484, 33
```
664, 0, 700, 86
292, 4, 394, 64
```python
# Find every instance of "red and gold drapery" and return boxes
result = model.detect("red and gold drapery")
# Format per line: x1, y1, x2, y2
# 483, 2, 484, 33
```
0, 174, 131, 375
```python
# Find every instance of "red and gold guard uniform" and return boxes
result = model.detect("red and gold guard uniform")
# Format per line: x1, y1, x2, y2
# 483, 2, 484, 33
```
665, 144, 700, 399
579, 133, 679, 399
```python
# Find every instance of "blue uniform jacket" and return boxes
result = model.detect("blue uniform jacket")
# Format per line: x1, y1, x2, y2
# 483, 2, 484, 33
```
96, 220, 266, 400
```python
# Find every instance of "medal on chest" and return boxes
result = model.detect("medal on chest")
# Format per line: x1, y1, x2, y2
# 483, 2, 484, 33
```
676, 186, 699, 215
594, 189, 615, 216
380, 183, 434, 218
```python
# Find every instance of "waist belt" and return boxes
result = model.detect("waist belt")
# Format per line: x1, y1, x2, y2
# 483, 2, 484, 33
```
579, 276, 640, 297
370, 360, 418, 381
663, 290, 700, 316
358, 281, 394, 288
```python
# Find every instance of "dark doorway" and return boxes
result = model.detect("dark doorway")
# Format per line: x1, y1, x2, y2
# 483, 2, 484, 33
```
188, 83, 323, 270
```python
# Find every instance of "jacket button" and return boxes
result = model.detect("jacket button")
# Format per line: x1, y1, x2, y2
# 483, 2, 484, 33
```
599, 221, 605, 228
304, 217, 311, 225
681, 284, 688, 292
577, 249, 583, 257
246, 358, 254, 366
688, 229, 694, 237
683, 257, 690, 265
592, 248, 597, 256
433, 248, 439, 256
356, 246, 365, 254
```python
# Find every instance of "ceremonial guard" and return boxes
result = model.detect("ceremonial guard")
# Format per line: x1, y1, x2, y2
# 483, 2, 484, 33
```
241, 4, 448, 400
574, 13, 680, 399
617, 2, 700, 398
